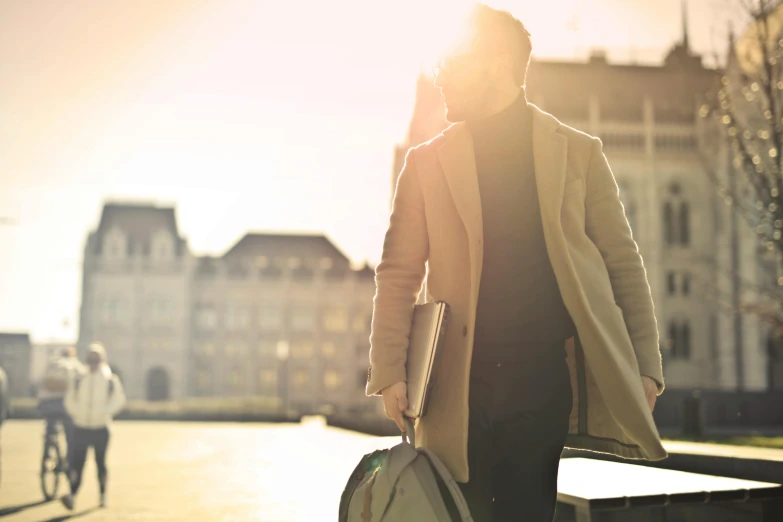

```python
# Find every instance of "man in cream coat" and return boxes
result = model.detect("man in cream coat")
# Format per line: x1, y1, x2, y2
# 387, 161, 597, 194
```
366, 5, 666, 521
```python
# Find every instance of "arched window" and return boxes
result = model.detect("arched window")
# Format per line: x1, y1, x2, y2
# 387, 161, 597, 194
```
668, 321, 679, 355
682, 273, 691, 295
679, 202, 690, 246
151, 230, 174, 262
663, 182, 691, 248
664, 202, 675, 245
104, 227, 127, 260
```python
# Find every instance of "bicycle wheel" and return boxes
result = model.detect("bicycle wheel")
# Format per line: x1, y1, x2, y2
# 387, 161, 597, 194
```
40, 437, 60, 500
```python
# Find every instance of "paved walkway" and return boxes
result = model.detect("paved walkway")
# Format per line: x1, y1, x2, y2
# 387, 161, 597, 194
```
662, 440, 783, 462
0, 418, 399, 521
4, 418, 782, 521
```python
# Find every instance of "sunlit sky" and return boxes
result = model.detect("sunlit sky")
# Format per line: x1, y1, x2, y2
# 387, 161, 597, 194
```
1, 0, 741, 342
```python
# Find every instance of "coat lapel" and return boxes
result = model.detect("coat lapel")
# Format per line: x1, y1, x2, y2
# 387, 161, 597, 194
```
437, 123, 483, 299
437, 123, 482, 246
530, 104, 568, 231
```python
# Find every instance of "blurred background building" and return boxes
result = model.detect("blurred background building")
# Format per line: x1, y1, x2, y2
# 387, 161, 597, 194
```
393, 28, 778, 392
0, 332, 32, 397
77, 203, 377, 416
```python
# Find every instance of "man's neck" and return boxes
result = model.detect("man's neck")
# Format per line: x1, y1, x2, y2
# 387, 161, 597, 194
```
478, 88, 524, 120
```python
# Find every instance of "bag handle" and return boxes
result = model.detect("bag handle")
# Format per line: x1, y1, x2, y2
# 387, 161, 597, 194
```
420, 449, 475, 522
401, 416, 474, 521
401, 416, 415, 447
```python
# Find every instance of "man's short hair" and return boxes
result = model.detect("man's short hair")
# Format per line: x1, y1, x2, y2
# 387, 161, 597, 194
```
471, 4, 533, 87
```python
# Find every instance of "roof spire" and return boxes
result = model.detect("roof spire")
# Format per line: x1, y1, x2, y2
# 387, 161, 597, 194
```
728, 20, 735, 46
682, 0, 690, 51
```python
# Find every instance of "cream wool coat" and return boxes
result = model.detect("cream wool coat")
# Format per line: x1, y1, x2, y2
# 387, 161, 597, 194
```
366, 103, 667, 483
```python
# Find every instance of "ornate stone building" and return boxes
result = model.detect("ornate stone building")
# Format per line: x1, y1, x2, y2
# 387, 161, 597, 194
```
392, 37, 772, 390
78, 203, 377, 414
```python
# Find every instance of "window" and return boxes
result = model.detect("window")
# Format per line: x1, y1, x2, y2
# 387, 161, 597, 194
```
290, 308, 315, 331
225, 305, 249, 331
679, 202, 690, 246
259, 369, 277, 389
111, 299, 125, 324
669, 320, 692, 360
293, 369, 310, 389
682, 273, 691, 295
679, 321, 691, 359
149, 298, 174, 326
290, 340, 314, 358
664, 202, 675, 245
197, 371, 212, 392
352, 314, 369, 333
104, 228, 126, 260
224, 342, 248, 358
97, 298, 111, 325
149, 339, 173, 352
229, 368, 245, 392
258, 340, 277, 358
197, 305, 217, 331
324, 370, 342, 390
323, 306, 348, 332
151, 230, 173, 262
599, 132, 645, 150
355, 343, 369, 358
258, 306, 281, 331
667, 272, 676, 295
198, 342, 216, 357
322, 342, 336, 358
276, 340, 289, 360
667, 322, 678, 352
663, 182, 690, 248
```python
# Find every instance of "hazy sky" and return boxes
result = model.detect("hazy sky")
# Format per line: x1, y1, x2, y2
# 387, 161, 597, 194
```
0, 0, 741, 342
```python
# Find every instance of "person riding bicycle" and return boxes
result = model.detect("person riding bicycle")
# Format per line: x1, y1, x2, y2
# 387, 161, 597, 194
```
37, 347, 83, 461
61, 343, 125, 510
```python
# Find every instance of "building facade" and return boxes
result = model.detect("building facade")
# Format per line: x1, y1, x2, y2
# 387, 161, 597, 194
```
392, 38, 772, 391
78, 203, 378, 415
0, 333, 32, 397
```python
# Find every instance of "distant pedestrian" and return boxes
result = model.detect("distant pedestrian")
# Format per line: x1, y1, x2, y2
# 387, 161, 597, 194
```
61, 343, 125, 510
0, 365, 9, 489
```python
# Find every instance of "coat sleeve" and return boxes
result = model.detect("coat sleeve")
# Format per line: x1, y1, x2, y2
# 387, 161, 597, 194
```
366, 149, 429, 397
64, 376, 78, 417
584, 137, 665, 394
108, 376, 127, 418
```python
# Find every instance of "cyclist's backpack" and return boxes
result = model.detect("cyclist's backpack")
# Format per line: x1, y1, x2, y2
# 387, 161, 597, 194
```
339, 418, 474, 522
42, 358, 72, 393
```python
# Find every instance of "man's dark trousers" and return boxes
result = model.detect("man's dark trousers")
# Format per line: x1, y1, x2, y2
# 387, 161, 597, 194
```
68, 427, 110, 496
448, 343, 573, 522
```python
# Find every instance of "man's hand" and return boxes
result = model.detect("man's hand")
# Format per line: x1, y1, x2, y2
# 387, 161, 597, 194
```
381, 381, 409, 432
641, 376, 658, 413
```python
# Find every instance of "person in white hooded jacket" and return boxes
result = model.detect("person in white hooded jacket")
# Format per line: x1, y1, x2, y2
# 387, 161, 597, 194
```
61, 343, 126, 511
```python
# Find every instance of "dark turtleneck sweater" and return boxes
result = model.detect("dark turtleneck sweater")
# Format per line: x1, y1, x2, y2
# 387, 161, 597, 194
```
467, 92, 576, 367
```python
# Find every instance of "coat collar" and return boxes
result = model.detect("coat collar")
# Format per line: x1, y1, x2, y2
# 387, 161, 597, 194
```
436, 102, 569, 245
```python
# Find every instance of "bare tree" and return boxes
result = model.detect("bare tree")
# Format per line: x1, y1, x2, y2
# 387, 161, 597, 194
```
702, 0, 783, 336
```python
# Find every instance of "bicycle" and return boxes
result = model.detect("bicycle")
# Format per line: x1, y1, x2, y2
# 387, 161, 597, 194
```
40, 420, 68, 500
